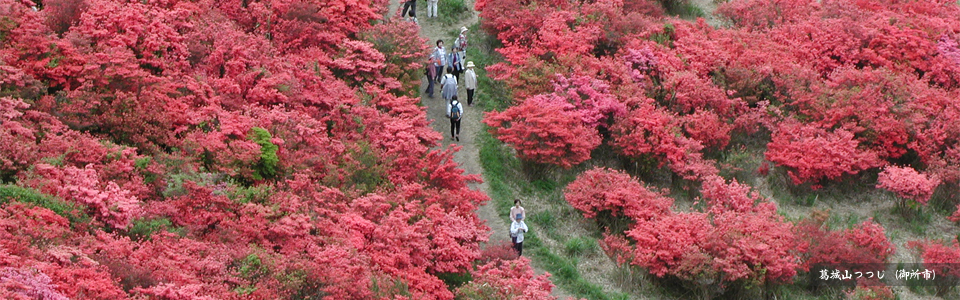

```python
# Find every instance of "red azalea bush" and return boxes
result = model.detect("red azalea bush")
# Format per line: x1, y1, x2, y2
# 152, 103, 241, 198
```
876, 166, 941, 205
597, 176, 800, 291
845, 278, 895, 300
564, 167, 672, 221
456, 258, 556, 300
795, 211, 894, 271
484, 94, 601, 168
907, 240, 960, 288
479, 240, 519, 263
477, 0, 960, 190
765, 121, 882, 187
475, 0, 960, 295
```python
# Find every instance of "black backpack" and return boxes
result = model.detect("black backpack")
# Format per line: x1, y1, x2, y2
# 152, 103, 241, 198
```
450, 101, 461, 120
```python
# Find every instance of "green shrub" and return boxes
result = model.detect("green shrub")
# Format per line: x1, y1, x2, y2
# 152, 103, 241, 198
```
249, 127, 279, 181
436, 272, 473, 291
323, 142, 390, 195
226, 184, 274, 204
237, 253, 268, 280
127, 217, 182, 241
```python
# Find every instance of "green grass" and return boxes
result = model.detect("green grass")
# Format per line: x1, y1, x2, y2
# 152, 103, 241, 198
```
825, 213, 863, 231
438, 0, 469, 26
661, 0, 706, 19
902, 205, 934, 235
564, 237, 598, 257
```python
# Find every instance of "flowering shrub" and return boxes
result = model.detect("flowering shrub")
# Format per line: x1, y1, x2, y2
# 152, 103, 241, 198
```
766, 121, 882, 187
595, 176, 799, 291
484, 94, 601, 168
907, 239, 960, 292
456, 258, 556, 300
876, 166, 940, 205
0, 268, 70, 300
795, 212, 894, 271
845, 278, 895, 300
479, 241, 519, 263
564, 167, 672, 221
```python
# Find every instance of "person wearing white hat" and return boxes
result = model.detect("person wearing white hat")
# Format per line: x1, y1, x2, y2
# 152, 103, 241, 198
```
464, 61, 477, 106
455, 27, 468, 56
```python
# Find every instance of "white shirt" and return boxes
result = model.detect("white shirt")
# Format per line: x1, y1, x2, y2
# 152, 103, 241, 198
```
464, 69, 477, 90
510, 220, 529, 243
432, 47, 446, 66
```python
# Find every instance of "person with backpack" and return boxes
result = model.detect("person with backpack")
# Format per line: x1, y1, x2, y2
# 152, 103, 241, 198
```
431, 40, 446, 84
447, 96, 463, 141
464, 61, 477, 106
440, 66, 458, 101
510, 215, 529, 257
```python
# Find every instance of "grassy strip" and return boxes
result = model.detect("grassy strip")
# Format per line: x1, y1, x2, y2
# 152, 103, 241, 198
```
469, 24, 627, 300
438, 0, 470, 26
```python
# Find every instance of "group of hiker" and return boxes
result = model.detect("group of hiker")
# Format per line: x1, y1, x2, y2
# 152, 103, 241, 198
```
404, 10, 530, 258
426, 27, 476, 142
399, 0, 443, 24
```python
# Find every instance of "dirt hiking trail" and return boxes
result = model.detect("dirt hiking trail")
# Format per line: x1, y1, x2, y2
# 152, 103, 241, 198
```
385, 0, 573, 298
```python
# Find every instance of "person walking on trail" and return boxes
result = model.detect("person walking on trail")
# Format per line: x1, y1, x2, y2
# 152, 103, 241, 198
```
424, 57, 438, 98
447, 96, 463, 141
427, 0, 438, 18
464, 61, 477, 106
455, 27, 468, 56
447, 46, 464, 83
510, 199, 526, 223
441, 67, 458, 101
431, 40, 446, 84
400, 0, 417, 23
510, 216, 529, 257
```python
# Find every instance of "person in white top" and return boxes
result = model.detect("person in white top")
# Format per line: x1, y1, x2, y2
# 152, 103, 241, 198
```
430, 40, 446, 84
464, 61, 477, 106
510, 215, 529, 257
446, 96, 463, 141
441, 67, 458, 101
